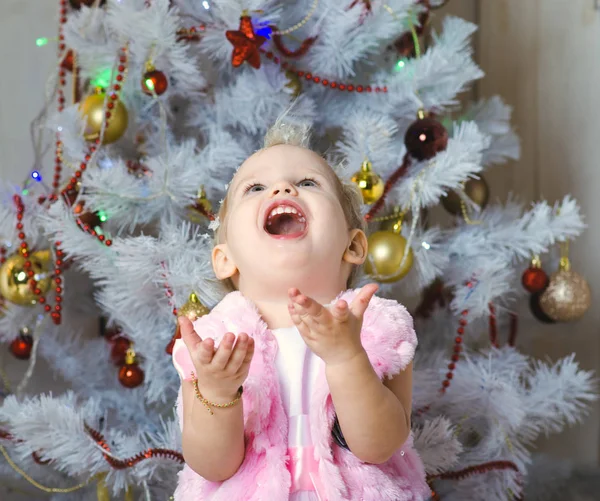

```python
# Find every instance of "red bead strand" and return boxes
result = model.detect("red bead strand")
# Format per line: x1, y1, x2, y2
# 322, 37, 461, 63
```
161, 263, 180, 355
12, 196, 64, 323
58, 47, 126, 246
53, 0, 70, 195
415, 281, 474, 417
102, 47, 128, 143
260, 49, 388, 93
13, 196, 45, 304
83, 424, 184, 468
50, 241, 65, 325
488, 303, 499, 348
427, 460, 523, 500
176, 25, 206, 42
365, 153, 410, 220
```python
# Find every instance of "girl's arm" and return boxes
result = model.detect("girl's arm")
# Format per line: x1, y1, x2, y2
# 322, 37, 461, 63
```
325, 357, 412, 464
176, 318, 254, 482
181, 382, 246, 482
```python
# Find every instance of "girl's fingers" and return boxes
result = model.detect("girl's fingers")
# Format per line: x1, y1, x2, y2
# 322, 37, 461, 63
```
349, 283, 379, 318
179, 316, 202, 353
289, 289, 329, 324
209, 333, 235, 370
196, 338, 215, 365
224, 333, 250, 374
240, 337, 255, 369
331, 299, 349, 321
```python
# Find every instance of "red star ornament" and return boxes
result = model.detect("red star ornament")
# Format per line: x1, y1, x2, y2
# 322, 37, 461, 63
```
226, 16, 267, 69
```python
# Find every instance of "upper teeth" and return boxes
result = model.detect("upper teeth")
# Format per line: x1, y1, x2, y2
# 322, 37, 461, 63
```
267, 205, 305, 220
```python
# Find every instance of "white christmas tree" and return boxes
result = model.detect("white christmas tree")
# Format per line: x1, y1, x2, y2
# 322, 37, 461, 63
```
0, 0, 596, 500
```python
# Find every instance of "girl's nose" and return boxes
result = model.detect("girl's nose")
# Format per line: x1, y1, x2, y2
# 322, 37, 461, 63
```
270, 181, 298, 197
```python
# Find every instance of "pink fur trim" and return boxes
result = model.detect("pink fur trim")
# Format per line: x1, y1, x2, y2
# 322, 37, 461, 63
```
173, 290, 427, 500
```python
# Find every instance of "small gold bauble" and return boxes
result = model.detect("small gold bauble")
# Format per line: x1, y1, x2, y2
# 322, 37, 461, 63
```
179, 292, 210, 321
187, 187, 213, 224
351, 160, 385, 205
0, 250, 52, 306
364, 230, 414, 283
442, 176, 490, 216
284, 70, 302, 97
539, 269, 591, 322
80, 93, 128, 144
380, 208, 429, 232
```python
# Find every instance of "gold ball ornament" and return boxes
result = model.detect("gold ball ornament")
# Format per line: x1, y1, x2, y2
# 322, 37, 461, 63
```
80, 92, 128, 144
0, 250, 52, 306
179, 292, 210, 320
364, 230, 414, 283
351, 160, 385, 205
442, 176, 490, 216
187, 187, 213, 224
284, 70, 302, 97
167, 291, 210, 355
539, 269, 591, 322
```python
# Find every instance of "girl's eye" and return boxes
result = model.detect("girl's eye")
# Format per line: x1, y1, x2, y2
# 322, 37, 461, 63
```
244, 183, 265, 193
298, 178, 318, 188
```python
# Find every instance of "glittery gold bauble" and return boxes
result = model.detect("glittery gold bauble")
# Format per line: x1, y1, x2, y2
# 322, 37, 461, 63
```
284, 70, 302, 97
364, 230, 414, 283
80, 93, 128, 144
179, 292, 209, 320
187, 187, 213, 224
351, 160, 385, 204
0, 250, 52, 306
167, 292, 210, 354
442, 176, 490, 216
539, 270, 591, 322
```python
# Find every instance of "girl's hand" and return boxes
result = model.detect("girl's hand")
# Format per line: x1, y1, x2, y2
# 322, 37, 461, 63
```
178, 316, 254, 402
288, 284, 379, 366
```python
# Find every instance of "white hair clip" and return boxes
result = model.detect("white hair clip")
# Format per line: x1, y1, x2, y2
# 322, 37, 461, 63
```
209, 216, 220, 232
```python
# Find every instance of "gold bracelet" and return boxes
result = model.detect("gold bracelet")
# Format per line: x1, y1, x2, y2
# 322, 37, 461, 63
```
190, 372, 243, 415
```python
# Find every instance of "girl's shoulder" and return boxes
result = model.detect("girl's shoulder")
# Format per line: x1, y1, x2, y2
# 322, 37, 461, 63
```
341, 289, 417, 376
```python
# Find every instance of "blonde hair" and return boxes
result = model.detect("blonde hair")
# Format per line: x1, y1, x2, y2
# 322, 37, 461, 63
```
215, 120, 366, 288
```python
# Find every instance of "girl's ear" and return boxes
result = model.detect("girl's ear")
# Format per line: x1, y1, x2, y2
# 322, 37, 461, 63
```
343, 229, 368, 265
212, 244, 238, 279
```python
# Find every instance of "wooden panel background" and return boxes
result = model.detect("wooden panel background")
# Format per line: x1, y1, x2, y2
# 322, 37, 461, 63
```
438, 0, 600, 464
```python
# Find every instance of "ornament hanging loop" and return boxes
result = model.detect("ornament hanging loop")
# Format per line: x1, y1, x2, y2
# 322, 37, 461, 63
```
530, 254, 542, 268
559, 240, 571, 272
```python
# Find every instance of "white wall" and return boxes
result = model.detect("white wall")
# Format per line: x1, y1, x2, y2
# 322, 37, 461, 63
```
1, 1, 58, 185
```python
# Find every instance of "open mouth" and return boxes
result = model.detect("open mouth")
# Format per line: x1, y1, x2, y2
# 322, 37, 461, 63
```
264, 202, 307, 238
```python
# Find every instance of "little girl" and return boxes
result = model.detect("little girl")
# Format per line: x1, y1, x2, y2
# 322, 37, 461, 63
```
171, 120, 429, 500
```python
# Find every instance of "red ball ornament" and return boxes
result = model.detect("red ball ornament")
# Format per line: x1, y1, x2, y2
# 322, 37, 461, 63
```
10, 333, 33, 360
110, 336, 131, 365
522, 266, 549, 293
393, 33, 416, 58
165, 324, 182, 355
118, 363, 145, 388
404, 114, 448, 161
142, 70, 168, 96
61, 50, 75, 72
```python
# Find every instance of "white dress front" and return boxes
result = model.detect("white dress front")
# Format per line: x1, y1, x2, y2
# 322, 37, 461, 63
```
272, 326, 323, 501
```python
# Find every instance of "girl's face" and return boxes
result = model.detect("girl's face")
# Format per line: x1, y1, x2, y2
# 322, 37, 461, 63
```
212, 144, 366, 297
